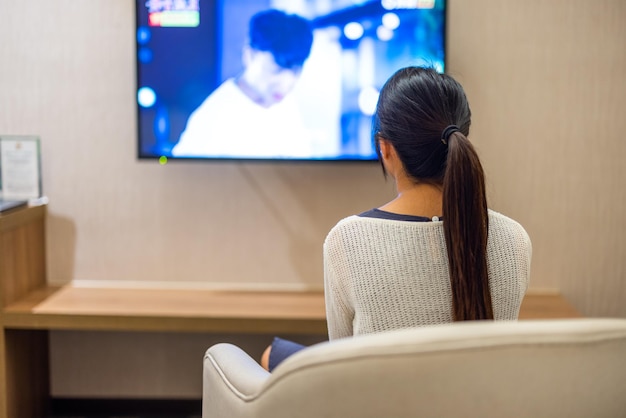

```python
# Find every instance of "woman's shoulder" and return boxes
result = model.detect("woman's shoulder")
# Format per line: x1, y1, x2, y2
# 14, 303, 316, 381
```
325, 214, 364, 235
487, 209, 526, 229
487, 209, 532, 249
326, 212, 410, 233
323, 211, 436, 248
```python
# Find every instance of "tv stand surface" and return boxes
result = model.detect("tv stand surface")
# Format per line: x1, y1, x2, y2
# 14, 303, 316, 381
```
0, 205, 582, 418
2, 285, 580, 334
2, 285, 328, 335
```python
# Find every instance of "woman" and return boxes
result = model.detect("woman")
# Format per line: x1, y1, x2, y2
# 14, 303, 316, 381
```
262, 66, 532, 370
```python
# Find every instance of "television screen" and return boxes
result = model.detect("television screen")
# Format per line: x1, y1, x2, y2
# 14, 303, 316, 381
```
136, 0, 447, 162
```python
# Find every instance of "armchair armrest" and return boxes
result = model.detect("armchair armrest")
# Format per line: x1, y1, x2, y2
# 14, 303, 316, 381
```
203, 343, 270, 418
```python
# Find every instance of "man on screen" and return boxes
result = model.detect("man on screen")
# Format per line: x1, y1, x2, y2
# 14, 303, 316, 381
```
171, 9, 315, 158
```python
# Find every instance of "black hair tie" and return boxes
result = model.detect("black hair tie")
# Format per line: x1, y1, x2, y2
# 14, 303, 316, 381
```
441, 125, 460, 145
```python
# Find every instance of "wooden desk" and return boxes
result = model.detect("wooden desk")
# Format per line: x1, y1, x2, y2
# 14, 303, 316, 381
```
519, 291, 582, 320
0, 205, 582, 418
2, 286, 579, 336
2, 286, 328, 335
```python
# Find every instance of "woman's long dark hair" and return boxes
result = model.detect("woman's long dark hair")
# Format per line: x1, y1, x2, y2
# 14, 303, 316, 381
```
373, 67, 493, 321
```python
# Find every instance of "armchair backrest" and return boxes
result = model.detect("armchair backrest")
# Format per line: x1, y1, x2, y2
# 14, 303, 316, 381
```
204, 319, 626, 418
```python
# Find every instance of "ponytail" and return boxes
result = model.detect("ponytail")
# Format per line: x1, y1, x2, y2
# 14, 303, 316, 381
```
442, 131, 493, 321
373, 66, 494, 321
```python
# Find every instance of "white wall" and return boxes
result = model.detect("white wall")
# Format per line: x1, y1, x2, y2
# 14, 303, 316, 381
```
1, 0, 625, 399
0, 0, 395, 292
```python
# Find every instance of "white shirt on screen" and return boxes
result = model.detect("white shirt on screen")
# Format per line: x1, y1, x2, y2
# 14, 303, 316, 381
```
171, 78, 312, 158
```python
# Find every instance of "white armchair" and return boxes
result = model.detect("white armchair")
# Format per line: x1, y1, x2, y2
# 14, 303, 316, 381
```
203, 319, 626, 418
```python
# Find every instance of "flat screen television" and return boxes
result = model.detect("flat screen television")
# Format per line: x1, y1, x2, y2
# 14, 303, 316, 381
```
136, 0, 447, 162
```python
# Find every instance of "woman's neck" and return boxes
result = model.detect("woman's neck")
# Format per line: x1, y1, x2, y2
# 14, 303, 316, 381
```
379, 178, 443, 219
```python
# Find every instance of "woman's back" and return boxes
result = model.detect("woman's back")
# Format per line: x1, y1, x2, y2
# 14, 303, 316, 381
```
261, 66, 533, 372
324, 210, 532, 340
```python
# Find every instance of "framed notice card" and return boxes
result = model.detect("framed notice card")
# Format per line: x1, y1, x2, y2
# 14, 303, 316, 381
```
0, 136, 42, 200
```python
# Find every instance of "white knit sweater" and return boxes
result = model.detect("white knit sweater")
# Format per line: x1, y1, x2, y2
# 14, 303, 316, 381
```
323, 210, 532, 340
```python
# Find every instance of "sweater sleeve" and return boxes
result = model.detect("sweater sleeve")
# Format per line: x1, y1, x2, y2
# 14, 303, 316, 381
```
323, 231, 354, 340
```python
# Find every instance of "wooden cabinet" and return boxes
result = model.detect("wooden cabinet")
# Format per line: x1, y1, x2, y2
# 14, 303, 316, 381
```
0, 205, 48, 418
